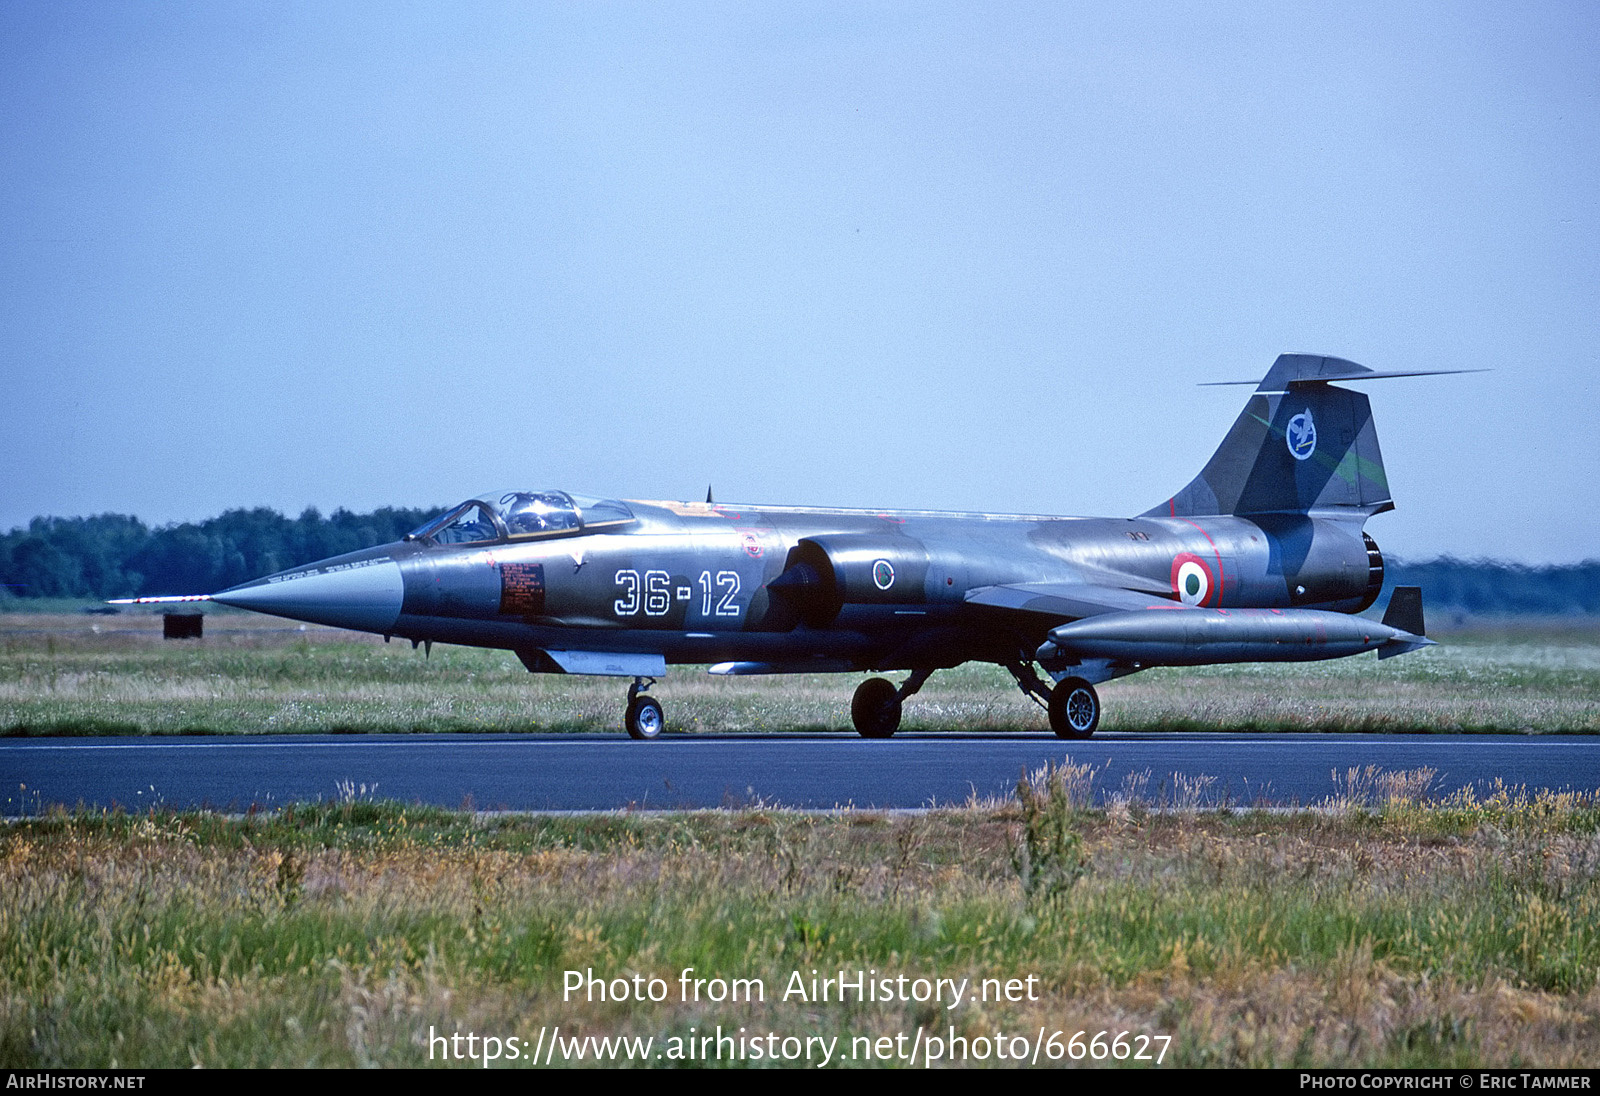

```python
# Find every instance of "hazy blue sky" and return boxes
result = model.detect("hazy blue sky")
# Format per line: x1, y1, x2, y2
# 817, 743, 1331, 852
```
3, 2, 1596, 562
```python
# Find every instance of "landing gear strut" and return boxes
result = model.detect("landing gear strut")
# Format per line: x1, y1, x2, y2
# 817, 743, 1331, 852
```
1048, 677, 1100, 739
624, 677, 664, 740
1004, 660, 1054, 708
1008, 660, 1101, 738
851, 669, 933, 738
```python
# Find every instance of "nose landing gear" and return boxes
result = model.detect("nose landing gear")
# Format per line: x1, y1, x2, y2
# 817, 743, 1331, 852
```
851, 677, 900, 738
851, 668, 934, 738
624, 677, 664, 740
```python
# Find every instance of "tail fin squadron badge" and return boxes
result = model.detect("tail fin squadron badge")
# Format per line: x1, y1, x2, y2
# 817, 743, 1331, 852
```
1286, 410, 1317, 461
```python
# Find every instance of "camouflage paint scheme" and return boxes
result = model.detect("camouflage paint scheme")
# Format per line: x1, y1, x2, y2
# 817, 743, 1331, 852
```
120, 354, 1441, 739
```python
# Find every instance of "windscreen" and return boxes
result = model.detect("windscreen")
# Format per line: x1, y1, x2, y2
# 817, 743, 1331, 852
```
426, 502, 501, 544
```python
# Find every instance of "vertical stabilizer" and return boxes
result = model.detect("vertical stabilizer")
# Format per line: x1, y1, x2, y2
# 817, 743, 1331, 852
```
1146, 354, 1393, 518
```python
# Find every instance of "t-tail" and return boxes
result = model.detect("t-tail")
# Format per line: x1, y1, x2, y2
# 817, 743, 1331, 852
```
1146, 354, 1416, 520
1142, 353, 1478, 618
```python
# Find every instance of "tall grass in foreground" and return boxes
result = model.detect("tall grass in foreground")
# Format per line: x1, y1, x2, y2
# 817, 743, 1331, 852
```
3, 771, 1600, 1067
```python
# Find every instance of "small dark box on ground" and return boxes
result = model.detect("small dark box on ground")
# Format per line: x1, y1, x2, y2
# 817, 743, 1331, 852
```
163, 613, 203, 639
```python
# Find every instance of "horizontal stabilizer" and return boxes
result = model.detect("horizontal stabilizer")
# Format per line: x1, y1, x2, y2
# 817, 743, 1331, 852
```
1201, 368, 1487, 388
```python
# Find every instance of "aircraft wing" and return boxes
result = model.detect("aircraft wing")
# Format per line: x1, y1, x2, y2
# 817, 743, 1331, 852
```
963, 581, 1174, 622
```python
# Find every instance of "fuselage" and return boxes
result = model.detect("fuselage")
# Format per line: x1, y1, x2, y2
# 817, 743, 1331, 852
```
211, 495, 1384, 675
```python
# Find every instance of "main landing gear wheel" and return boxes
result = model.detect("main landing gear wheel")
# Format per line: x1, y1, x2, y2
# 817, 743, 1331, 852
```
851, 676, 901, 738
1048, 677, 1100, 739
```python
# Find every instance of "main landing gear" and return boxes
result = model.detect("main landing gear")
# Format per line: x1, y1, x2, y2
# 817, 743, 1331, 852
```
624, 677, 664, 740
851, 668, 934, 738
1047, 677, 1100, 739
1004, 661, 1099, 739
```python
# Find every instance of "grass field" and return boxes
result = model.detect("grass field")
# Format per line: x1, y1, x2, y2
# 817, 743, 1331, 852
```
4, 778, 1600, 1068
5, 612, 1600, 1067
2, 610, 1597, 736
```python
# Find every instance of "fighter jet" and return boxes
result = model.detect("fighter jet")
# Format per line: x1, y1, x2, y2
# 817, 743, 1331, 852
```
116, 354, 1454, 739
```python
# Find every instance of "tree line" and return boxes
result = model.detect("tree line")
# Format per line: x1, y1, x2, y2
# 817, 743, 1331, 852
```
1, 508, 1596, 614
0, 507, 439, 599
1377, 557, 1600, 617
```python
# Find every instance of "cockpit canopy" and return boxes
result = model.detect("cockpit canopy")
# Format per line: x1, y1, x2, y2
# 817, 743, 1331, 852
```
407, 490, 634, 545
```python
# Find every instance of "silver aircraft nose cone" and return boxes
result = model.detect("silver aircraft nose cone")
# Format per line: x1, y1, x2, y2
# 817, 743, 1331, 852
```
212, 557, 404, 633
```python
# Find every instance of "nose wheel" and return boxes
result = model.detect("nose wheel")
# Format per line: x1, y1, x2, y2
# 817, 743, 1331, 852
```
851, 677, 901, 738
1048, 677, 1099, 739
624, 678, 664, 740
851, 668, 933, 738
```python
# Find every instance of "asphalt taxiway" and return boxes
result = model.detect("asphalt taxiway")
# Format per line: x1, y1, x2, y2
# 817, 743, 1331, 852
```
3, 732, 1597, 814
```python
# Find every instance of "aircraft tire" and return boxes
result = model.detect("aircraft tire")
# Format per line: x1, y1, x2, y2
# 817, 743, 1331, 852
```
625, 695, 665, 740
1049, 678, 1099, 739
851, 677, 901, 738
